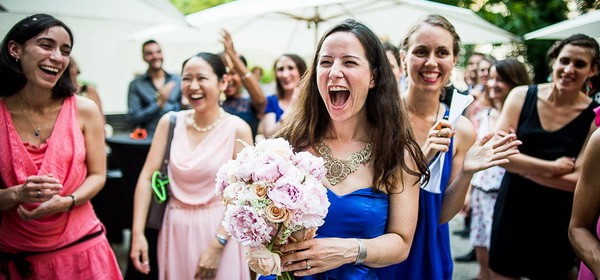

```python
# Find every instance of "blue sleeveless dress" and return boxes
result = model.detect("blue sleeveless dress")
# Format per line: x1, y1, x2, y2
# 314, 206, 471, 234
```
260, 187, 389, 280
377, 139, 454, 280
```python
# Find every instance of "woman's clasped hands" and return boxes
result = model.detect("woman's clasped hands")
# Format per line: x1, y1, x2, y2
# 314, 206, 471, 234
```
15, 174, 69, 220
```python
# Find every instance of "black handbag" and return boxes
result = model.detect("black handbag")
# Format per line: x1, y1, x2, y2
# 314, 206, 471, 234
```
145, 113, 177, 230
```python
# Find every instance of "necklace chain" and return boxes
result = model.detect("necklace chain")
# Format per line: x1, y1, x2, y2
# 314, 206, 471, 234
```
317, 141, 372, 186
16, 96, 41, 139
190, 108, 226, 132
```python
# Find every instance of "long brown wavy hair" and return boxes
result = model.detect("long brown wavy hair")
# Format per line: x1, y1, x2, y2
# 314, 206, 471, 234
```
276, 19, 429, 194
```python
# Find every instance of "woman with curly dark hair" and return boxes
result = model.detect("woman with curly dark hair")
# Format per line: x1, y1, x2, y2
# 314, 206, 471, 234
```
0, 14, 121, 279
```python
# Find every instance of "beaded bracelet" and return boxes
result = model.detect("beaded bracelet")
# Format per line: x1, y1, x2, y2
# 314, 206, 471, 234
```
66, 194, 76, 211
354, 238, 367, 265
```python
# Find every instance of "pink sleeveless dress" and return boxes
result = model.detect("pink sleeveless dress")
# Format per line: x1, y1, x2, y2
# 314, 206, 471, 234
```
157, 111, 249, 280
0, 96, 122, 280
579, 107, 600, 280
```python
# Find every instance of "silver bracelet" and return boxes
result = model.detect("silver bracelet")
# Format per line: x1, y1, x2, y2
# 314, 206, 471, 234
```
353, 238, 367, 265
215, 234, 228, 246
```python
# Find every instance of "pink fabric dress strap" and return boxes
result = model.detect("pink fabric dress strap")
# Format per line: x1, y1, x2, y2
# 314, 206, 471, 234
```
593, 106, 600, 127
0, 96, 100, 253
168, 111, 237, 205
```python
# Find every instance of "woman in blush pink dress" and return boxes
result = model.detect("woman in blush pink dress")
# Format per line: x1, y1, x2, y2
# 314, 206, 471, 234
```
130, 52, 253, 280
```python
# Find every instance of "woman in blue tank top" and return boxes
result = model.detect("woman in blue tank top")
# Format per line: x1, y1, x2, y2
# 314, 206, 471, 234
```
378, 15, 522, 280
259, 19, 430, 280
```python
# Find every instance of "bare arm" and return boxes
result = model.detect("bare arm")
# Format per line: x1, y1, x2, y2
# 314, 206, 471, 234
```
495, 85, 574, 175
438, 117, 476, 224
525, 123, 597, 192
221, 29, 266, 115
439, 117, 521, 224
569, 129, 600, 278
129, 113, 172, 274
260, 112, 278, 139
17, 97, 106, 220
279, 155, 421, 276
195, 117, 253, 279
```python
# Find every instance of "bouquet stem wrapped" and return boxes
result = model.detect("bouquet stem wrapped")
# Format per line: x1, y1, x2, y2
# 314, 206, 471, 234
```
216, 138, 330, 278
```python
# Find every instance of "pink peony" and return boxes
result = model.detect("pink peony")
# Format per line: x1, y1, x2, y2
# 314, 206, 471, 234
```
223, 205, 274, 247
293, 151, 327, 180
269, 175, 305, 210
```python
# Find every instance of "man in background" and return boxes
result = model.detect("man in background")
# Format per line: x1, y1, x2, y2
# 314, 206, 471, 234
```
126, 40, 181, 136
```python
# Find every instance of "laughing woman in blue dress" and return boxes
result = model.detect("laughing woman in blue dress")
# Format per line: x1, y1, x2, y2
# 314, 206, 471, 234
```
378, 15, 522, 280
259, 19, 428, 280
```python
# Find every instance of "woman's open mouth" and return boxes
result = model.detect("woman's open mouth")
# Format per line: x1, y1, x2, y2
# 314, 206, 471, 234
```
40, 65, 60, 76
329, 86, 350, 109
189, 94, 205, 101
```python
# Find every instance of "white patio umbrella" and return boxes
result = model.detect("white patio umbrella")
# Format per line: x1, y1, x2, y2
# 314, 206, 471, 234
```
135, 0, 518, 66
524, 10, 600, 40
0, 0, 190, 114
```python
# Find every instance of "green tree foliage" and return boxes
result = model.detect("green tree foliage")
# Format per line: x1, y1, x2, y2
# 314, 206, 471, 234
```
170, 0, 234, 15
435, 0, 571, 83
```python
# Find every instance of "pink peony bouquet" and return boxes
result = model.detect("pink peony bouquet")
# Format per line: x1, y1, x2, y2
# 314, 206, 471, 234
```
215, 138, 330, 279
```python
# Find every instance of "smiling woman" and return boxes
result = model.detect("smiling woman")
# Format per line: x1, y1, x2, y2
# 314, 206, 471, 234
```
257, 18, 429, 280
130, 52, 253, 280
0, 14, 122, 279
488, 34, 600, 280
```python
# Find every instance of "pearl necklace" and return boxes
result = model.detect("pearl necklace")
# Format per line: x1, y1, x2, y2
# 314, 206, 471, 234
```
190, 108, 226, 132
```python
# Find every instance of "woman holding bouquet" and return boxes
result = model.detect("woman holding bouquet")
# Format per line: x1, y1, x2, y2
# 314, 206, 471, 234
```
258, 19, 428, 279
130, 52, 253, 279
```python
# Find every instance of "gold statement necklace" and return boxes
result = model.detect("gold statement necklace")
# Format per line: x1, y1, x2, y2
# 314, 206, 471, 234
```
190, 108, 226, 132
16, 96, 42, 139
317, 141, 372, 186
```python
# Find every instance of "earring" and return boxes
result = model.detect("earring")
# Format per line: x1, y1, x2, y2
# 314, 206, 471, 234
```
219, 91, 226, 103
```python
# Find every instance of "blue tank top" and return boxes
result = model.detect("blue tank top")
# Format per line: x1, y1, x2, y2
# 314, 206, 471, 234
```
260, 187, 389, 280
377, 139, 455, 280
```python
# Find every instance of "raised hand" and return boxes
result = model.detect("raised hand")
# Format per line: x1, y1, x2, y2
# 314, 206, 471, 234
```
463, 131, 522, 174
422, 119, 454, 163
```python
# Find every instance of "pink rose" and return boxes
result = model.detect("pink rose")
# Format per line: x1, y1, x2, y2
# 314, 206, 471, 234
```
265, 204, 291, 225
246, 246, 282, 276
250, 182, 268, 198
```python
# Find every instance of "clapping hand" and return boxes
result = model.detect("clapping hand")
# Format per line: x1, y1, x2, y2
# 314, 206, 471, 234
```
462, 131, 521, 174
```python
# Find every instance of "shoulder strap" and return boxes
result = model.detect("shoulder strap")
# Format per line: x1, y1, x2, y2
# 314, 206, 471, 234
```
161, 113, 177, 173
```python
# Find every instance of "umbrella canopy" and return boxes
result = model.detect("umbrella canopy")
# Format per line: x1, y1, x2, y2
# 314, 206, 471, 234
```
0, 0, 190, 114
161, 0, 518, 64
524, 10, 600, 40
0, 0, 185, 25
